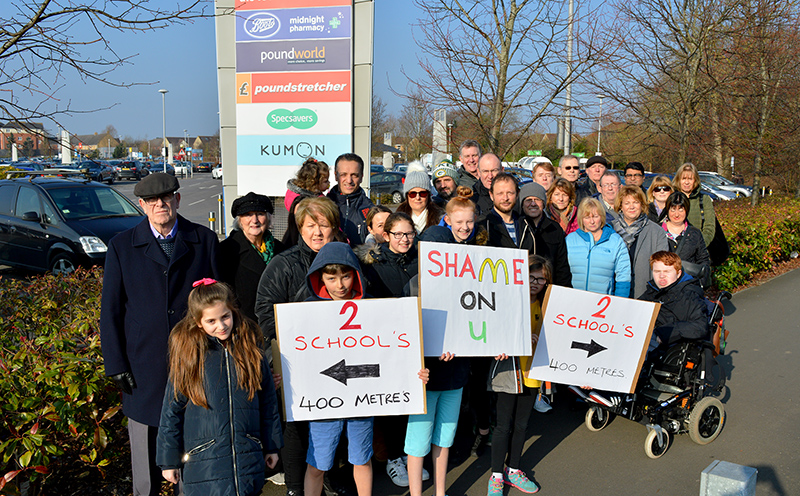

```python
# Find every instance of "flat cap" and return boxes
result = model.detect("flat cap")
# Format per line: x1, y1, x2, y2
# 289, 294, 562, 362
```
231, 192, 274, 217
133, 173, 180, 198
585, 155, 609, 169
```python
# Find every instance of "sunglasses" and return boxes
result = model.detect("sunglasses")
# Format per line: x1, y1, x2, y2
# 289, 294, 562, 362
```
562, 166, 580, 171
653, 186, 672, 193
407, 190, 430, 199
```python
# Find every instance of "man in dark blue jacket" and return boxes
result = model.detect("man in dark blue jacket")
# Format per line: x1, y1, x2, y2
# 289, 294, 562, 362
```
327, 153, 374, 245
100, 173, 219, 495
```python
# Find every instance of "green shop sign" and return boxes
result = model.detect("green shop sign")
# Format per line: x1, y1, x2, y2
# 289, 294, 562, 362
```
267, 108, 318, 130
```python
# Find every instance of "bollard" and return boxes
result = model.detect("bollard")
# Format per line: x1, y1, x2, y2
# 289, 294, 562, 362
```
217, 194, 224, 235
700, 460, 757, 496
209, 211, 216, 234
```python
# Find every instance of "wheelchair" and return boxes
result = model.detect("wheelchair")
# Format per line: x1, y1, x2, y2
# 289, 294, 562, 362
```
579, 291, 731, 459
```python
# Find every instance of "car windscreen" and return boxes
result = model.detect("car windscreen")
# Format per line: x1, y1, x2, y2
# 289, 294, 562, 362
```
48, 186, 142, 220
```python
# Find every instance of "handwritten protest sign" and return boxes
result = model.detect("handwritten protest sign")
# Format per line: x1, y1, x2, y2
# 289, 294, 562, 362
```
275, 297, 426, 421
418, 241, 531, 357
526, 285, 660, 393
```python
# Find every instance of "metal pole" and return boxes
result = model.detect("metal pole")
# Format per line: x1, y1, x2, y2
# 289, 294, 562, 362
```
217, 194, 224, 235
596, 95, 604, 156
563, 0, 575, 156
209, 210, 216, 233
159, 89, 168, 173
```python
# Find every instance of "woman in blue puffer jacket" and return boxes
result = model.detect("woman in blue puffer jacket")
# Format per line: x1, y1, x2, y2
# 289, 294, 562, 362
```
566, 198, 632, 297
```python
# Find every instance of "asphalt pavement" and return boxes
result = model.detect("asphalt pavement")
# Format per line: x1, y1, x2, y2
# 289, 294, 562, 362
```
111, 172, 223, 232
259, 268, 800, 496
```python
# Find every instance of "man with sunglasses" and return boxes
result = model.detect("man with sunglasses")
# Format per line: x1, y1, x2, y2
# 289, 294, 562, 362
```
100, 173, 219, 495
557, 154, 582, 183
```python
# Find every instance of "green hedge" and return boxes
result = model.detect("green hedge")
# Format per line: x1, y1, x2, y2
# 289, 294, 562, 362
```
714, 196, 800, 290
0, 268, 126, 495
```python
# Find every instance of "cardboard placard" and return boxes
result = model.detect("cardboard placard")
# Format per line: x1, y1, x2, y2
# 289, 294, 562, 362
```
526, 285, 660, 393
418, 241, 532, 357
275, 297, 426, 421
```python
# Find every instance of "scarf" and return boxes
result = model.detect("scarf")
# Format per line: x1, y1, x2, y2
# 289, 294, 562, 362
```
548, 203, 576, 233
613, 213, 648, 248
252, 231, 276, 264
661, 220, 688, 242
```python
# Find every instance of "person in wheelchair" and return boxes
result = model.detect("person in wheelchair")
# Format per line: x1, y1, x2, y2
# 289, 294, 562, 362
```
639, 251, 709, 354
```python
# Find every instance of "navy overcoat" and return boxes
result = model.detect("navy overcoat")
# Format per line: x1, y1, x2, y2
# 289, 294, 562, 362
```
100, 215, 219, 426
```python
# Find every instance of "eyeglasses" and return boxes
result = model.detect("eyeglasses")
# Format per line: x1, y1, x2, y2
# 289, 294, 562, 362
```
653, 186, 672, 193
601, 183, 619, 189
625, 173, 643, 178
407, 190, 430, 199
562, 166, 580, 171
143, 192, 175, 205
387, 231, 416, 240
530, 276, 548, 284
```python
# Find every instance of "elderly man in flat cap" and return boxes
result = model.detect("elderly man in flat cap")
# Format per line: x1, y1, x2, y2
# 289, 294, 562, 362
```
100, 173, 219, 495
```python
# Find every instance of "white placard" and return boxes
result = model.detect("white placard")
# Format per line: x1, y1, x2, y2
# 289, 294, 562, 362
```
275, 297, 426, 421
527, 285, 660, 393
418, 242, 532, 357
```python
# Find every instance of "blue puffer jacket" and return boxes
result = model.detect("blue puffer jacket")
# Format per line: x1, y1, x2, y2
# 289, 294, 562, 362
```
157, 337, 283, 496
566, 226, 632, 297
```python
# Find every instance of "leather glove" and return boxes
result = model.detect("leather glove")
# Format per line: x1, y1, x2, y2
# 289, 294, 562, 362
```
110, 372, 137, 395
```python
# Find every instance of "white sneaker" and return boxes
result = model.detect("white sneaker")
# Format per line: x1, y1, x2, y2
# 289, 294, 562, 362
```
267, 472, 285, 486
402, 455, 430, 481
386, 457, 409, 487
534, 394, 553, 413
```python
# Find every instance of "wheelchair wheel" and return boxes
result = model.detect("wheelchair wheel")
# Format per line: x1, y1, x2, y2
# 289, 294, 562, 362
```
644, 429, 671, 459
585, 406, 612, 432
688, 396, 725, 445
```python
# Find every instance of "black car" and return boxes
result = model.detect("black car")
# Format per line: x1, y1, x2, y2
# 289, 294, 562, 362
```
73, 160, 117, 184
146, 162, 176, 176
194, 162, 214, 173
370, 172, 406, 203
117, 160, 146, 181
0, 176, 144, 273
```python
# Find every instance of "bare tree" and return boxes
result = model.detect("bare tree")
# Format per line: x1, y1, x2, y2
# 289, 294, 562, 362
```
592, 0, 737, 167
397, 90, 433, 161
371, 96, 395, 151
404, 0, 603, 158
0, 1, 209, 136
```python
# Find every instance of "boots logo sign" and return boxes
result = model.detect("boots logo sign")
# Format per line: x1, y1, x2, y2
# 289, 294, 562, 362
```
243, 12, 281, 39
267, 108, 318, 130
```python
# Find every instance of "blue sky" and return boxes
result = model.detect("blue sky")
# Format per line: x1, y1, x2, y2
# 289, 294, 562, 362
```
9, 2, 421, 140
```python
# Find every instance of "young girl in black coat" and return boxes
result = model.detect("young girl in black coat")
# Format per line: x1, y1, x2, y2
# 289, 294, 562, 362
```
157, 280, 283, 496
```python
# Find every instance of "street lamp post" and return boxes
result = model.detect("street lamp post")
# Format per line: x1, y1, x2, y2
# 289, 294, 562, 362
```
596, 95, 604, 156
159, 89, 168, 173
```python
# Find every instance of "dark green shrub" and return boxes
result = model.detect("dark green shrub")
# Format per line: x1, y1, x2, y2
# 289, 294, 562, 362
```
0, 268, 125, 494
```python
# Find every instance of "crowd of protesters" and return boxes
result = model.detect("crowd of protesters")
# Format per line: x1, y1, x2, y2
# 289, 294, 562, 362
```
101, 145, 717, 496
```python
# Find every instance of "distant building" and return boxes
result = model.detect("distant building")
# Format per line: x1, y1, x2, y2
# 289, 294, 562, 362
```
0, 121, 53, 156
71, 133, 120, 158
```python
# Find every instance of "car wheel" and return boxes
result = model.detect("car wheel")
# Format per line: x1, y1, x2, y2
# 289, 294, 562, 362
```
106, 176, 114, 185
391, 191, 403, 204
50, 253, 77, 276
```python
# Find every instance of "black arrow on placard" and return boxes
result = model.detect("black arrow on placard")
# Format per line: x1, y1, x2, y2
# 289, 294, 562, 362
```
320, 359, 380, 386
571, 339, 608, 358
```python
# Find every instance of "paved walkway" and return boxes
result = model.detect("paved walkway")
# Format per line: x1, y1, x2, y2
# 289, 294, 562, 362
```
263, 268, 800, 496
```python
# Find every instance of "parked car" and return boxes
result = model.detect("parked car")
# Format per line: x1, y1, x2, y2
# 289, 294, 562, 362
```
146, 162, 176, 176
173, 162, 189, 177
212, 164, 223, 179
370, 171, 406, 203
195, 162, 214, 173
370, 164, 385, 174
0, 176, 144, 274
394, 164, 408, 174
117, 160, 146, 181
73, 160, 117, 184
698, 171, 752, 197
504, 167, 533, 185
